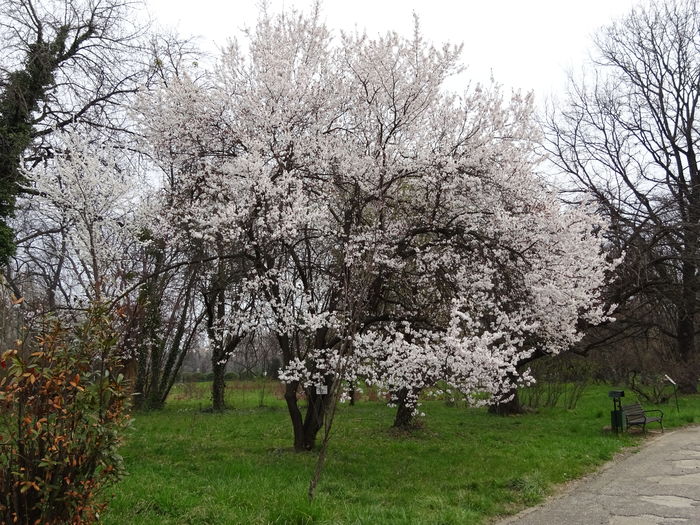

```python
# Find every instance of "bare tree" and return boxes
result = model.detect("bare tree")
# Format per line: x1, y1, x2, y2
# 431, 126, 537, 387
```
124, 239, 205, 410
0, 0, 147, 261
546, 0, 700, 391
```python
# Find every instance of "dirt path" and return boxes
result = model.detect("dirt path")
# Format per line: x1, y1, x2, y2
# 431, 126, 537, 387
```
497, 426, 700, 525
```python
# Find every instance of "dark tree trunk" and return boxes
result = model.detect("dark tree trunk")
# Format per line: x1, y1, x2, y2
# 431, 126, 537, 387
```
675, 353, 699, 395
348, 382, 356, 406
144, 382, 165, 410
393, 402, 414, 428
393, 388, 418, 428
284, 381, 306, 451
283, 382, 333, 451
146, 345, 163, 409
301, 389, 330, 450
132, 352, 148, 410
677, 259, 698, 394
676, 322, 697, 394
211, 359, 227, 411
488, 388, 525, 416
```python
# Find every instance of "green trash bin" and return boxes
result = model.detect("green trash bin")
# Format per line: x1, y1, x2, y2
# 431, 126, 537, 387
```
609, 390, 625, 433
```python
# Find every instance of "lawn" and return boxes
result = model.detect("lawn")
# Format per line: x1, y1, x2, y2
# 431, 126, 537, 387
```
101, 382, 700, 524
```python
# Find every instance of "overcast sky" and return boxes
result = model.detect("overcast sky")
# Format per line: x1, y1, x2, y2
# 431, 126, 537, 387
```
145, 0, 639, 102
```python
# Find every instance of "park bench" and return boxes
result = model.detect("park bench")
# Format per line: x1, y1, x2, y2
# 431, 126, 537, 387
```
622, 402, 664, 433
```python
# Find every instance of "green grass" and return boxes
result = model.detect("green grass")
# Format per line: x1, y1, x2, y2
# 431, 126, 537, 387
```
101, 382, 700, 524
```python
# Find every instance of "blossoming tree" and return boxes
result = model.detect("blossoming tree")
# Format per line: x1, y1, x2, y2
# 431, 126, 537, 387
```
140, 6, 613, 449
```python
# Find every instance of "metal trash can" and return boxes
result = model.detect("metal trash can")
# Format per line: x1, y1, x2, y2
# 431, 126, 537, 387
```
609, 390, 625, 433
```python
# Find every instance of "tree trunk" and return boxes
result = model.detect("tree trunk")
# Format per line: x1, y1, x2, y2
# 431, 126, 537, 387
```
676, 348, 698, 395
211, 359, 227, 411
145, 387, 165, 410
392, 388, 417, 428
348, 382, 356, 406
301, 389, 329, 450
283, 382, 332, 451
677, 258, 698, 394
131, 354, 147, 410
488, 388, 524, 416
284, 381, 306, 451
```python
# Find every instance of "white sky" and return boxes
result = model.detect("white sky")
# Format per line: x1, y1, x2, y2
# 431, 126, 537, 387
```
145, 0, 639, 102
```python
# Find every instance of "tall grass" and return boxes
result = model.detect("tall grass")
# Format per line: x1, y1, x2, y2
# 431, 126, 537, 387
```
102, 382, 699, 524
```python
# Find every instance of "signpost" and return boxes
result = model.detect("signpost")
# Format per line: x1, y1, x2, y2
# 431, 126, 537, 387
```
664, 374, 680, 414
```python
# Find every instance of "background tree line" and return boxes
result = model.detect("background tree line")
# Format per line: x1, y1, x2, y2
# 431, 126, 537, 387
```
546, 0, 700, 395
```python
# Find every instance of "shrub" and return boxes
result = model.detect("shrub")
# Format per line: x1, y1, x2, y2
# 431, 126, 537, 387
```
0, 307, 131, 524
627, 371, 673, 404
518, 353, 597, 410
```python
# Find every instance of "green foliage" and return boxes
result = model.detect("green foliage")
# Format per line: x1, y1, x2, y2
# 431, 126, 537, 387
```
0, 307, 132, 524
